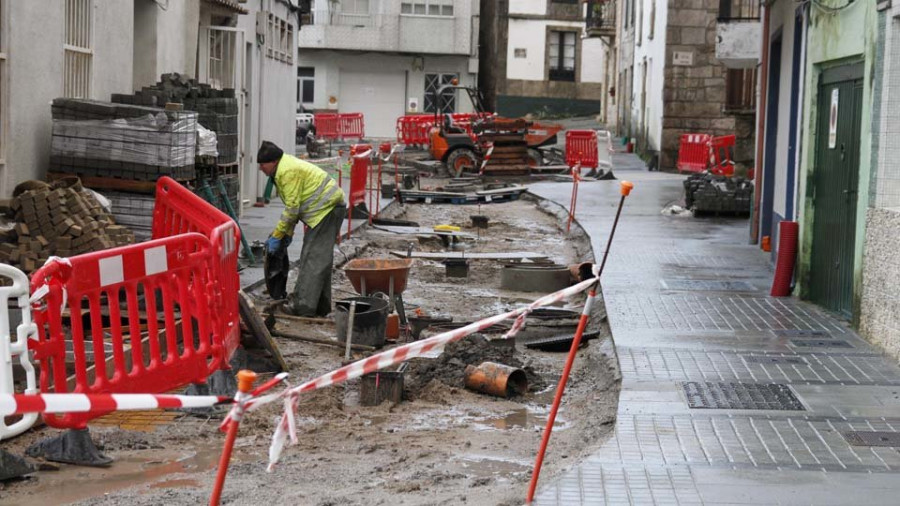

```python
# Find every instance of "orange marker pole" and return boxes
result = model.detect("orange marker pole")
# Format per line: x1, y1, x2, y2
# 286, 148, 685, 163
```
527, 181, 634, 504
210, 370, 257, 506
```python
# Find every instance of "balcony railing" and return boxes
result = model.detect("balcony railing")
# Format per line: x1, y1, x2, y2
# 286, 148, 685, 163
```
308, 9, 379, 27
585, 0, 615, 38
718, 0, 760, 21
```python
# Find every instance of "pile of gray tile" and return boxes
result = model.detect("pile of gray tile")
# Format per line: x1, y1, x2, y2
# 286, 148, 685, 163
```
102, 191, 155, 242
50, 99, 198, 181
683, 173, 753, 216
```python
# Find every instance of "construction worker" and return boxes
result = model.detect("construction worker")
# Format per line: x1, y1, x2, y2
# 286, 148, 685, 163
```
257, 140, 346, 317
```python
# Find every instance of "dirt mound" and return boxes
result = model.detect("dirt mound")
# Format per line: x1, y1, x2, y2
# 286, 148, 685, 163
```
405, 334, 545, 395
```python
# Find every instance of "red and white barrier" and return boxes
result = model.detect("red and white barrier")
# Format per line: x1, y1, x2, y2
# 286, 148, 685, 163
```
261, 274, 600, 470
0, 264, 39, 440
0, 392, 228, 418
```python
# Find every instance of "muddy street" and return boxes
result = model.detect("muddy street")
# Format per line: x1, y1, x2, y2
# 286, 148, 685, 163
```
1, 195, 620, 506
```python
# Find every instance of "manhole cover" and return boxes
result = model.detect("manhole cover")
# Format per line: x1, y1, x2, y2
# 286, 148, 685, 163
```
742, 355, 807, 365
774, 329, 830, 338
660, 279, 755, 291
681, 382, 805, 410
790, 339, 852, 348
843, 431, 900, 447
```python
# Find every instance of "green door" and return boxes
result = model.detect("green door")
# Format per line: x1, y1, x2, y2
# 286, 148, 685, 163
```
809, 64, 862, 318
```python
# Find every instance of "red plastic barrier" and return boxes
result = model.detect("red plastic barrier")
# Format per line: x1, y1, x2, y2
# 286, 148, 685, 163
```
565, 130, 599, 169
152, 177, 241, 365
676, 134, 712, 174
395, 113, 490, 147
29, 234, 218, 429
770, 221, 799, 296
315, 113, 365, 141
710, 135, 736, 177
347, 144, 372, 240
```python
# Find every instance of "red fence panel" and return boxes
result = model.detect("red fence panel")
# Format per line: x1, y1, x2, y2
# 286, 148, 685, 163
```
565, 130, 599, 169
349, 144, 372, 208
710, 135, 736, 176
29, 233, 218, 429
315, 113, 365, 141
676, 134, 712, 174
396, 115, 434, 146
152, 177, 240, 366
314, 113, 340, 140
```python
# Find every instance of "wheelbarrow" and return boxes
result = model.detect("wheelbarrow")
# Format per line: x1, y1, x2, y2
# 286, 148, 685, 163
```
343, 258, 414, 326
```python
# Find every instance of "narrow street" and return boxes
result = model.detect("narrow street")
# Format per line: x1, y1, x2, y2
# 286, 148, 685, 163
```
531, 154, 900, 505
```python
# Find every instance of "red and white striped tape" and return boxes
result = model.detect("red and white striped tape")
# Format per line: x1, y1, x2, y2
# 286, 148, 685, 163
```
478, 143, 495, 176
263, 275, 600, 470
0, 393, 229, 418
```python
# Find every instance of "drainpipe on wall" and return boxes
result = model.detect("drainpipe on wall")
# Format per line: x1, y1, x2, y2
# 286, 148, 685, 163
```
750, 2, 771, 246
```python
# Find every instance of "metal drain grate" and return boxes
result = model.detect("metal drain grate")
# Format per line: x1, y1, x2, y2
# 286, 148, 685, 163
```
742, 355, 807, 365
682, 382, 805, 410
790, 339, 853, 348
661, 279, 756, 291
774, 329, 830, 338
843, 431, 900, 447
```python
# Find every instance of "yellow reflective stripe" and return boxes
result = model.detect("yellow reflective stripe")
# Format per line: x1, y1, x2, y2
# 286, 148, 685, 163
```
300, 184, 342, 221
298, 179, 334, 213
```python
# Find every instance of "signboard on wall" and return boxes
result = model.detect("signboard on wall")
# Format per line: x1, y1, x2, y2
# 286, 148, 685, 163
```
673, 51, 694, 66
828, 88, 839, 149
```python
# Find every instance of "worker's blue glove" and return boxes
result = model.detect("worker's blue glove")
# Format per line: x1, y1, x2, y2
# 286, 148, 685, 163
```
265, 236, 284, 255
283, 235, 293, 248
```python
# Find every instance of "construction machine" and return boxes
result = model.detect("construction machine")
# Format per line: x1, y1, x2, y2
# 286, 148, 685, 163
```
428, 82, 563, 177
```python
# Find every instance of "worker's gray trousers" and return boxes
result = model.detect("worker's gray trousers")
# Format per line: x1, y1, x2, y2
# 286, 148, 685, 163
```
289, 204, 346, 317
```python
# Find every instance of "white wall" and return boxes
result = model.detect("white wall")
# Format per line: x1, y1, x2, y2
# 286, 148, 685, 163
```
630, 0, 667, 151
509, 0, 546, 16
506, 18, 606, 83
237, 0, 298, 203
3, 0, 133, 195
134, 0, 201, 90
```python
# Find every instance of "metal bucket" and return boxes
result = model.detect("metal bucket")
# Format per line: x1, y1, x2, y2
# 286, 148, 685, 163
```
335, 297, 389, 348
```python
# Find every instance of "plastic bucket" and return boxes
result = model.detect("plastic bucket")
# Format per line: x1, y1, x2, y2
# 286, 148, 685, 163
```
335, 297, 389, 348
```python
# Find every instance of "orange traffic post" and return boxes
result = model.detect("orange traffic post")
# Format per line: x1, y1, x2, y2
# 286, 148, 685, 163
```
209, 370, 257, 506
526, 181, 634, 504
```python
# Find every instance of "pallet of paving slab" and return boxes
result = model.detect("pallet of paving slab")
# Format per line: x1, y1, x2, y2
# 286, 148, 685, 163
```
390, 251, 551, 261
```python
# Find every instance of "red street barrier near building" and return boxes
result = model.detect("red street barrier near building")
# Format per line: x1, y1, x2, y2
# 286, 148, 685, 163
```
676, 133, 712, 174
565, 130, 599, 170
395, 113, 490, 147
710, 134, 736, 177
29, 233, 219, 430
152, 177, 241, 365
315, 113, 365, 141
346, 145, 373, 240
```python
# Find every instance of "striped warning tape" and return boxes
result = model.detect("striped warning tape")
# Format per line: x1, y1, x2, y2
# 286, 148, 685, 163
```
0, 393, 229, 418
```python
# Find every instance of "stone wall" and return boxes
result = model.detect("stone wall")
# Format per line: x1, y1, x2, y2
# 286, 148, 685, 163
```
659, 0, 755, 171
859, 208, 900, 361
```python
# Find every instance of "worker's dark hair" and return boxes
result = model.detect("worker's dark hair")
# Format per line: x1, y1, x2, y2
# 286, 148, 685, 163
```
257, 141, 284, 164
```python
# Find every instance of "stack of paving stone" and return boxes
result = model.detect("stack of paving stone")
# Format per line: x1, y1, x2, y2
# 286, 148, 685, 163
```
103, 191, 156, 242
0, 181, 133, 273
50, 98, 198, 181
683, 173, 753, 216
111, 73, 239, 165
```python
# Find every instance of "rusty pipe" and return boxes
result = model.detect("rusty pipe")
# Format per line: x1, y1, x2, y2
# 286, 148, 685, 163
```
568, 262, 595, 283
464, 362, 528, 398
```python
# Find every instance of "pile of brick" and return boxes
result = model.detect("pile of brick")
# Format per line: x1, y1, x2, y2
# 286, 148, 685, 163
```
683, 173, 753, 216
0, 181, 133, 273
112, 73, 239, 165
50, 99, 198, 181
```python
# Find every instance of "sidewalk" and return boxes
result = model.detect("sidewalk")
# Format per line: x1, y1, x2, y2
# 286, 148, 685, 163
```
529, 155, 900, 505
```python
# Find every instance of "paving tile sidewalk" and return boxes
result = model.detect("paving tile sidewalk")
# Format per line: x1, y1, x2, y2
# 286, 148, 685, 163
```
529, 154, 900, 505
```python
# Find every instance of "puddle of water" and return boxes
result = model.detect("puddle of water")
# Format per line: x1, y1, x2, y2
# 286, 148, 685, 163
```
474, 406, 569, 432
3, 445, 230, 506
456, 454, 531, 478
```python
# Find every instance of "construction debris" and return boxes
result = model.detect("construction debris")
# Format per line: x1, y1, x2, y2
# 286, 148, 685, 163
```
683, 173, 753, 216
0, 179, 133, 273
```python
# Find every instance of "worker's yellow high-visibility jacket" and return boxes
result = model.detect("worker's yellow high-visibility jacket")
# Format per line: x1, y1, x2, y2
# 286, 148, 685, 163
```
272, 154, 345, 238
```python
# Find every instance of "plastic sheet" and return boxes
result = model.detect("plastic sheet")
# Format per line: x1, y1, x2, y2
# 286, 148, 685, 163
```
50, 112, 198, 168
197, 124, 219, 158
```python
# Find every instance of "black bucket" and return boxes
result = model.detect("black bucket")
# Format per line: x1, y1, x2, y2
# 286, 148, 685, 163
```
443, 259, 469, 278
335, 297, 389, 348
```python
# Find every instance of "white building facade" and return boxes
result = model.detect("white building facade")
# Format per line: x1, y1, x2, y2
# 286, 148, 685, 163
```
500, 0, 607, 118
297, 0, 480, 139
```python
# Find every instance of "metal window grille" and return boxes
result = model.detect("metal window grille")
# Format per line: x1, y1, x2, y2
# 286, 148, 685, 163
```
266, 12, 293, 64
725, 68, 757, 111
549, 31, 576, 82
424, 73, 457, 113
208, 28, 236, 90
718, 0, 760, 21
401, 1, 453, 17
64, 0, 92, 99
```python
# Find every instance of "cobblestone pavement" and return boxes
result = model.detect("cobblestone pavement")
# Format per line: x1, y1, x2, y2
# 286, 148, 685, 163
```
529, 154, 900, 505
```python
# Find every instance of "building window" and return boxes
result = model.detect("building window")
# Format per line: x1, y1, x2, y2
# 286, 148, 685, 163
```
340, 0, 370, 15
297, 67, 314, 109
424, 73, 458, 113
208, 28, 237, 90
401, 0, 453, 17
266, 12, 294, 64
549, 31, 576, 82
725, 68, 757, 111
64, 0, 92, 99
649, 0, 655, 39
514, 48, 527, 58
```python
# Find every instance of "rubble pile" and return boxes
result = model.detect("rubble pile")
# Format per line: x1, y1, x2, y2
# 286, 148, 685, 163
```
683, 173, 753, 216
0, 180, 133, 272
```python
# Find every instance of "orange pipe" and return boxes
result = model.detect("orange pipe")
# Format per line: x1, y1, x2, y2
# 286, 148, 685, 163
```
464, 362, 528, 397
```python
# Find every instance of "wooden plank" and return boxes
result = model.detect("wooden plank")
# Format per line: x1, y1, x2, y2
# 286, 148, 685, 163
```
373, 225, 475, 238
390, 250, 550, 261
